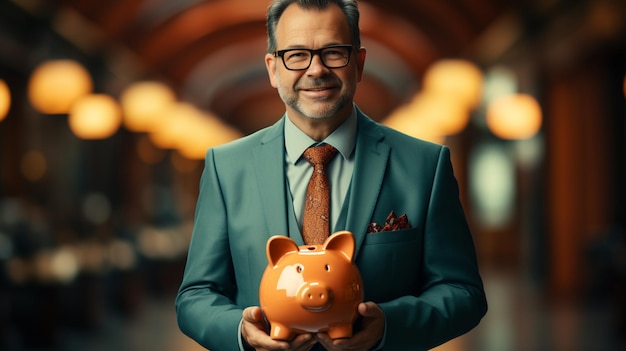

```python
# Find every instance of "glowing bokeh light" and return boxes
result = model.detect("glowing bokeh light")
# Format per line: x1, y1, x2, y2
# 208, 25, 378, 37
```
68, 94, 122, 139
28, 60, 92, 114
409, 92, 470, 136
120, 81, 176, 132
470, 143, 516, 229
487, 94, 542, 140
382, 90, 472, 142
483, 66, 518, 105
177, 111, 242, 160
423, 59, 483, 109
50, 248, 80, 283
0, 79, 10, 121
76, 242, 108, 273
138, 227, 187, 260
149, 102, 201, 149
149, 103, 241, 158
382, 104, 446, 144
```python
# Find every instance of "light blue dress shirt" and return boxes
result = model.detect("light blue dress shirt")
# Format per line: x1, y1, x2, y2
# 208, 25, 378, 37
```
237, 108, 358, 351
284, 107, 357, 232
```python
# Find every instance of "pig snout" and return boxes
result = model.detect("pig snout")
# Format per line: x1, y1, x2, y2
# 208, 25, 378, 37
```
297, 282, 332, 311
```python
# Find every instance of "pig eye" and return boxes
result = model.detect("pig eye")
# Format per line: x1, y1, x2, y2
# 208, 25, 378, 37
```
296, 264, 304, 273
325, 264, 330, 271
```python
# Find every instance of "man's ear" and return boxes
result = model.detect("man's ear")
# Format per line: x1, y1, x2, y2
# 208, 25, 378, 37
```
265, 53, 279, 88
356, 47, 366, 82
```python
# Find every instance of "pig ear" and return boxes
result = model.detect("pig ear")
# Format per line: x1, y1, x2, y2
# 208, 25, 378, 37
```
266, 235, 299, 267
323, 231, 355, 262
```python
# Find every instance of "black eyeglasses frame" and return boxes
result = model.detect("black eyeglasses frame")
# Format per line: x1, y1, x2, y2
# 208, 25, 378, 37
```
273, 45, 354, 71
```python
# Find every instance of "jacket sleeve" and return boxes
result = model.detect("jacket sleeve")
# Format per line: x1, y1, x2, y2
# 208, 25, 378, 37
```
378, 146, 487, 350
175, 148, 243, 351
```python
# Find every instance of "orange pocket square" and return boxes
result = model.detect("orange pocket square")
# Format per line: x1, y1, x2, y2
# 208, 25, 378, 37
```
367, 211, 411, 233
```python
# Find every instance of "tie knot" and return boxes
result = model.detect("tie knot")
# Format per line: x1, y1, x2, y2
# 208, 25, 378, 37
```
303, 144, 338, 166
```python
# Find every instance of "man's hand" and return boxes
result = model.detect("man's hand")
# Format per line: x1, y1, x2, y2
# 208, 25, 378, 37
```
241, 306, 317, 351
314, 302, 385, 351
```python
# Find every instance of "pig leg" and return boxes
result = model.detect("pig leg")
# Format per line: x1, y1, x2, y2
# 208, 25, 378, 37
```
327, 323, 353, 339
269, 322, 294, 340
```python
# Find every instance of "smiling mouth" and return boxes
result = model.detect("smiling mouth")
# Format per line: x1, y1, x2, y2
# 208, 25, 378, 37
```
303, 87, 333, 91
302, 85, 341, 95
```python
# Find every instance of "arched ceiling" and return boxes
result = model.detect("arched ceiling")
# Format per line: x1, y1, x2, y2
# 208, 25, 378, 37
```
43, 0, 514, 134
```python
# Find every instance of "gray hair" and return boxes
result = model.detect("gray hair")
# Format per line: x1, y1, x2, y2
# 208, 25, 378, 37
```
266, 0, 361, 53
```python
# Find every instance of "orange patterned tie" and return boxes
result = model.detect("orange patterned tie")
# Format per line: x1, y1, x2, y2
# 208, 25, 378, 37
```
302, 144, 338, 245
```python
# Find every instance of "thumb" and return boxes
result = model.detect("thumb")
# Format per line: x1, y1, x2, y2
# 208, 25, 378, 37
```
358, 301, 380, 317
243, 306, 264, 323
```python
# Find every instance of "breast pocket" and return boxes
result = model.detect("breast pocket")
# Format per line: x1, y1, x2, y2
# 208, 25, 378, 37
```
356, 227, 423, 302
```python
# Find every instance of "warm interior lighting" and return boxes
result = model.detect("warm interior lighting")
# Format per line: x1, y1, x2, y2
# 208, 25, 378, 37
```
120, 81, 176, 132
381, 90, 469, 142
49, 248, 79, 283
148, 102, 201, 149
148, 103, 241, 158
76, 242, 107, 273
486, 93, 542, 140
381, 59, 482, 141
0, 79, 10, 121
177, 110, 242, 160
381, 105, 446, 145
410, 92, 470, 136
422, 59, 483, 109
68, 94, 122, 139
138, 227, 186, 260
28, 60, 92, 114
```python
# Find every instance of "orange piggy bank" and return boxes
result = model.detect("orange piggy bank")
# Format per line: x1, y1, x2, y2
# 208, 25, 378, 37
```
259, 231, 363, 340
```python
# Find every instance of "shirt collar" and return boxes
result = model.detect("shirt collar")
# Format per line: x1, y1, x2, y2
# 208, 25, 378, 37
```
285, 106, 357, 165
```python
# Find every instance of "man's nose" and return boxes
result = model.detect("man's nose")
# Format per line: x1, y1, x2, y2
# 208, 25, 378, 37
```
306, 53, 329, 75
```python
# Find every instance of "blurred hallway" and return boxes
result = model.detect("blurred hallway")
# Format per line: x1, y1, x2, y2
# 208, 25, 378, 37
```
3, 267, 626, 351
1, 0, 625, 350
2, 294, 206, 351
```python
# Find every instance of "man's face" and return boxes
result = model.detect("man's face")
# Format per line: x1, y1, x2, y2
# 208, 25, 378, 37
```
265, 4, 365, 122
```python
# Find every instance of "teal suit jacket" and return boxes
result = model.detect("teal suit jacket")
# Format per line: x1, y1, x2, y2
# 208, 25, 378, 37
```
176, 109, 487, 350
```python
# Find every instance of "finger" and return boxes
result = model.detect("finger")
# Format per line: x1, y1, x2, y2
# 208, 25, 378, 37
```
243, 306, 263, 323
313, 333, 334, 350
358, 302, 369, 316
358, 301, 382, 318
244, 323, 290, 351
292, 333, 317, 350
315, 333, 352, 351
255, 333, 312, 351
242, 307, 273, 349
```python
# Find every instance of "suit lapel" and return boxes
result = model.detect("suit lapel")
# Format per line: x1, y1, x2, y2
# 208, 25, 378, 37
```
251, 112, 389, 255
346, 111, 390, 258
252, 117, 290, 239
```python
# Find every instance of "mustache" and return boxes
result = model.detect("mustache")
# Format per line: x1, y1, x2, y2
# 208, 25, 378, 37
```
296, 78, 340, 90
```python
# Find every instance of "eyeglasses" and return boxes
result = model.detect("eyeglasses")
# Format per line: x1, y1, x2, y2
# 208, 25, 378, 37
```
273, 45, 353, 71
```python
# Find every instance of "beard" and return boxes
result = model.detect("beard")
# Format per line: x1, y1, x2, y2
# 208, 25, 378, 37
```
277, 77, 355, 120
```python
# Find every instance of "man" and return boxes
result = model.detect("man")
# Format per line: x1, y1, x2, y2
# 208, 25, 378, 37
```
175, 0, 487, 350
